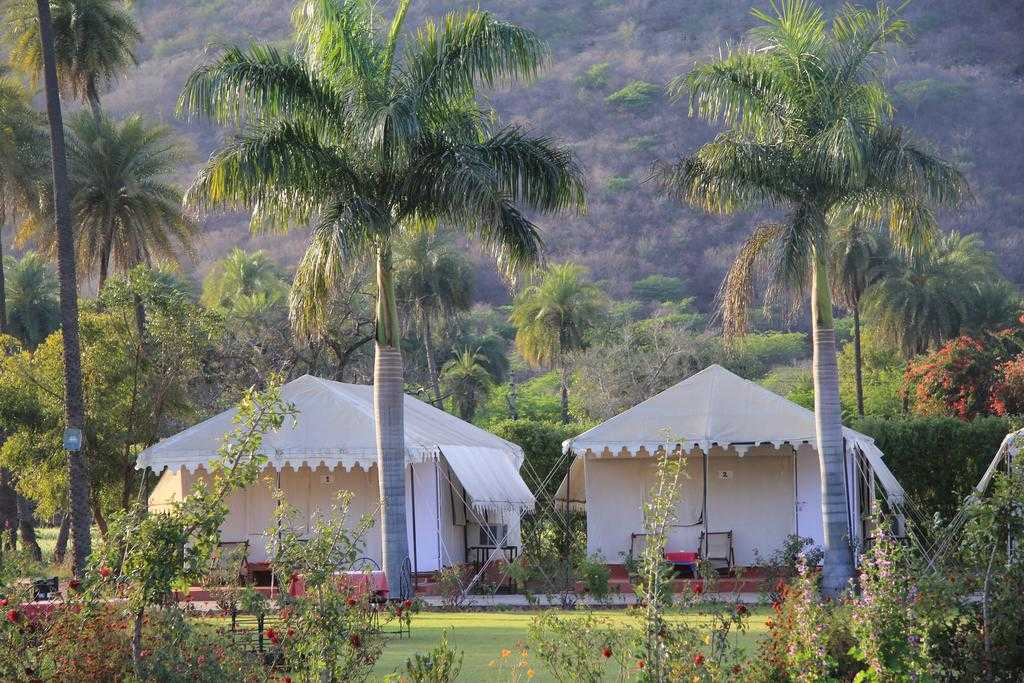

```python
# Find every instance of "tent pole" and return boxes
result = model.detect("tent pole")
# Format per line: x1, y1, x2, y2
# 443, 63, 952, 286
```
793, 446, 799, 537
409, 463, 418, 581
435, 459, 442, 571
702, 448, 709, 558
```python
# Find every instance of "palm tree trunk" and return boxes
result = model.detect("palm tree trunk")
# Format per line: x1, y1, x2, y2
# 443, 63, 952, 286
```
0, 228, 7, 331
559, 362, 570, 425
86, 75, 103, 122
16, 494, 42, 562
53, 511, 70, 563
421, 311, 442, 407
811, 248, 854, 598
35, 0, 93, 578
853, 302, 865, 417
374, 248, 410, 599
0, 467, 17, 551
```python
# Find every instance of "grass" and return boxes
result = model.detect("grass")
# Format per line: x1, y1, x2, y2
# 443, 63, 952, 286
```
371, 608, 769, 681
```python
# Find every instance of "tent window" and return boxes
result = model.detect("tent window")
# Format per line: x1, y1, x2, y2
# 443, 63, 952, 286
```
479, 524, 508, 546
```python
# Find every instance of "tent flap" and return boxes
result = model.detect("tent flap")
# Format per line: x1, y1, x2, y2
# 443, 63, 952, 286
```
441, 446, 535, 514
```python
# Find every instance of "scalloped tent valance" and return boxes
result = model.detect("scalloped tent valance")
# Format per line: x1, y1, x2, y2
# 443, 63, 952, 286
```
560, 364, 905, 504
135, 375, 534, 513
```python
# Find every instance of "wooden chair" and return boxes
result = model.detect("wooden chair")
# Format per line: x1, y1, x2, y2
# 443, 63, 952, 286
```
698, 530, 734, 572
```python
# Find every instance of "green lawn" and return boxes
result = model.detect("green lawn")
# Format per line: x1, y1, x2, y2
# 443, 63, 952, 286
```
372, 608, 769, 681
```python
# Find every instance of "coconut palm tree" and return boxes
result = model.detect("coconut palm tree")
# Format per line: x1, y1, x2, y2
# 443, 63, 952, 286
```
831, 225, 890, 416
658, 1, 968, 595
201, 248, 289, 314
394, 229, 474, 406
179, 0, 584, 596
441, 348, 493, 421
33, 0, 92, 577
6, 0, 140, 120
509, 263, 604, 424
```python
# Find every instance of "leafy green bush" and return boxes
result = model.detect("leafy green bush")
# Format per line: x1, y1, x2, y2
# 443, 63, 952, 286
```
722, 331, 808, 379
632, 274, 687, 302
850, 414, 1015, 521
574, 62, 611, 91
605, 80, 661, 110
604, 175, 633, 193
486, 419, 584, 496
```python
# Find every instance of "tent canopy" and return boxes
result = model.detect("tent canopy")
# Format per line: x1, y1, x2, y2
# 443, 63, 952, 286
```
561, 364, 905, 503
136, 375, 534, 513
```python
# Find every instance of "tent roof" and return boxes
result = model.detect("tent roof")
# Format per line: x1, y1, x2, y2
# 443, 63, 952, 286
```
136, 375, 533, 512
563, 364, 905, 502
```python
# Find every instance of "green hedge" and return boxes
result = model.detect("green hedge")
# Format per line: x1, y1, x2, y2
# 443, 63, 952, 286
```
850, 415, 1019, 521
487, 419, 590, 497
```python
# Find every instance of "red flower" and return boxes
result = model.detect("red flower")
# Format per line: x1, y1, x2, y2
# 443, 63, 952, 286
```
6, 609, 18, 624
349, 633, 361, 649
266, 627, 280, 645
395, 607, 403, 618
287, 628, 295, 638
402, 599, 413, 609
602, 646, 612, 658
772, 600, 782, 613
98, 566, 112, 579
346, 596, 358, 607
0, 599, 7, 607
732, 664, 742, 675
693, 653, 704, 667
68, 579, 81, 591
691, 583, 703, 595
735, 603, 748, 615
282, 678, 292, 683
637, 660, 645, 670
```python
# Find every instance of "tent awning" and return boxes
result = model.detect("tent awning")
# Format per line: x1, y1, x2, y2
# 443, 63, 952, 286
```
441, 446, 535, 513
557, 364, 906, 504
136, 375, 533, 513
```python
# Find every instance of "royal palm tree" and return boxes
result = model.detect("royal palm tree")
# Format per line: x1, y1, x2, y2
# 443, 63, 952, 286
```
658, 1, 968, 595
831, 225, 890, 416
441, 348, 493, 421
394, 229, 474, 406
179, 0, 584, 596
33, 0, 92, 577
201, 248, 289, 313
6, 0, 140, 120
510, 263, 604, 424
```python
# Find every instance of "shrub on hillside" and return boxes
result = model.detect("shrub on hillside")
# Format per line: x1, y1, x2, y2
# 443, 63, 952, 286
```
605, 80, 660, 110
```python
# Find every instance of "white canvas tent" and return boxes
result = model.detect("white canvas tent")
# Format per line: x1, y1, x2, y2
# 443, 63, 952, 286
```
557, 365, 906, 567
137, 375, 534, 573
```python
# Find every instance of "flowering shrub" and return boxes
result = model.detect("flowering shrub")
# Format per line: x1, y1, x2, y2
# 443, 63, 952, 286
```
268, 492, 390, 682
393, 629, 463, 682
527, 610, 630, 682
488, 644, 536, 681
989, 353, 1024, 415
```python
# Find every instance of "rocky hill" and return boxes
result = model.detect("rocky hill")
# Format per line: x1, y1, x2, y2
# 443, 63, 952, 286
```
101, 0, 1024, 307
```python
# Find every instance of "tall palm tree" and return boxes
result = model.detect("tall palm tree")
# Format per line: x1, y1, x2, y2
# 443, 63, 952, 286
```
33, 0, 92, 577
658, 1, 967, 595
0, 74, 49, 551
394, 229, 474, 407
831, 225, 890, 416
179, 0, 584, 596
441, 347, 493, 421
3, 252, 61, 349
6, 0, 140, 120
509, 263, 604, 424
201, 248, 289, 313
58, 113, 196, 291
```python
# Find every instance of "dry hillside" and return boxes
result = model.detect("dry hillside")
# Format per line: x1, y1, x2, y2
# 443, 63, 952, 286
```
99, 0, 1024, 306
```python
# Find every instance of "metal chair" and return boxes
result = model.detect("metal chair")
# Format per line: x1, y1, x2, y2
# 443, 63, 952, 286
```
698, 530, 735, 572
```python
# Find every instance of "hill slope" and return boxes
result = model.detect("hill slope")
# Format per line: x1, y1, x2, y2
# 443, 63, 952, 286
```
103, 0, 1024, 306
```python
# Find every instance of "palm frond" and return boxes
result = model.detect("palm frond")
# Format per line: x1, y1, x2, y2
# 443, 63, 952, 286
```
177, 44, 346, 130
717, 222, 785, 338
405, 10, 547, 110
292, 0, 382, 86
185, 120, 359, 234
